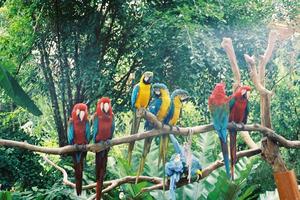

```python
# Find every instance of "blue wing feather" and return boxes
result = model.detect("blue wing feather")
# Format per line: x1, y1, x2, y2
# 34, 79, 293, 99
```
67, 122, 74, 145
131, 84, 139, 109
229, 98, 235, 111
243, 100, 249, 124
164, 101, 174, 124
85, 121, 90, 143
93, 117, 99, 143
144, 98, 162, 130
169, 134, 184, 156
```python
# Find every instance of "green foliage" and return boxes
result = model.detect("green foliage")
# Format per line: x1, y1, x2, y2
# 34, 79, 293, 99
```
0, 114, 46, 190
12, 182, 86, 200
0, 64, 42, 116
0, 0, 299, 198
0, 191, 12, 200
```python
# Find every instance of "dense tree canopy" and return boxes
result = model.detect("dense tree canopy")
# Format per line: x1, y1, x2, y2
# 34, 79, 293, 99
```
0, 0, 299, 199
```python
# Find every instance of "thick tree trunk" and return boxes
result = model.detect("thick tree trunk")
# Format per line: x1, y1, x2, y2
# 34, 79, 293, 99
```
39, 44, 67, 147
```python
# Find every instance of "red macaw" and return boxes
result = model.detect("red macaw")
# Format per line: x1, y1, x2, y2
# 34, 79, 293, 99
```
208, 82, 231, 178
229, 86, 251, 180
93, 97, 115, 200
67, 103, 90, 195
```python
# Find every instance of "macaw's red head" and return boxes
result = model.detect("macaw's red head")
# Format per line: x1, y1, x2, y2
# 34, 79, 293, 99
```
71, 103, 88, 122
208, 82, 228, 106
235, 86, 251, 99
96, 97, 113, 116
213, 82, 226, 95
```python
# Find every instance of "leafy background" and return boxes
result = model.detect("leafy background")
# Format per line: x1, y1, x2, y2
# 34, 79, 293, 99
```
0, 0, 299, 199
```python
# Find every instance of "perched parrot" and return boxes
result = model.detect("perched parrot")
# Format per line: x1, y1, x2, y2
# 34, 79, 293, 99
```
161, 90, 190, 167
67, 103, 90, 196
166, 134, 202, 200
229, 86, 251, 180
93, 97, 115, 200
208, 82, 231, 178
136, 83, 171, 183
128, 71, 153, 164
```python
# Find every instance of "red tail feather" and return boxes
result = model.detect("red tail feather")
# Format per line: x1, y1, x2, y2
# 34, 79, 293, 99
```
73, 152, 86, 195
96, 150, 109, 200
230, 132, 237, 180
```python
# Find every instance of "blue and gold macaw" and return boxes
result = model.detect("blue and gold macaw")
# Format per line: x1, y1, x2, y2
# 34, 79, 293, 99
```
136, 83, 171, 183
166, 134, 202, 200
208, 82, 231, 178
160, 90, 190, 167
128, 71, 153, 164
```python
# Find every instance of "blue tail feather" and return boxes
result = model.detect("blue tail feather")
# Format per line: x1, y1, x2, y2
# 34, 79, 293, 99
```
219, 134, 230, 179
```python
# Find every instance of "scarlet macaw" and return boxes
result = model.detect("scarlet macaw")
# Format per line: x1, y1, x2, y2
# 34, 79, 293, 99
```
229, 86, 251, 180
93, 97, 115, 200
208, 82, 231, 178
136, 83, 171, 183
128, 71, 153, 164
67, 103, 90, 196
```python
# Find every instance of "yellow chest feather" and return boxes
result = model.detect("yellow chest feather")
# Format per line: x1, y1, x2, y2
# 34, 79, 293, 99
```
135, 83, 151, 108
157, 90, 171, 121
169, 97, 182, 125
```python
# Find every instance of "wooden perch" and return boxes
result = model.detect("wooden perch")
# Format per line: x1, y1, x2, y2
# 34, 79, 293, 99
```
221, 37, 241, 90
42, 147, 261, 198
222, 37, 258, 149
244, 54, 272, 96
1, 109, 300, 155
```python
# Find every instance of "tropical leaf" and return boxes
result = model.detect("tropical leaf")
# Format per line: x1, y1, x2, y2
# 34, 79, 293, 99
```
0, 64, 42, 116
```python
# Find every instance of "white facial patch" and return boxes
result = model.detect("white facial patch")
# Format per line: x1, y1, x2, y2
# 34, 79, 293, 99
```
144, 76, 149, 82
104, 103, 110, 113
155, 90, 160, 95
76, 109, 80, 116
241, 89, 247, 95
100, 102, 103, 111
79, 111, 85, 121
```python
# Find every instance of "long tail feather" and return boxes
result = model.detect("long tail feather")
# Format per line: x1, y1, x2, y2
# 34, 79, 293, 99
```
128, 114, 141, 165
96, 150, 108, 200
230, 131, 237, 180
158, 135, 169, 168
136, 137, 152, 183
219, 135, 230, 178
73, 152, 86, 196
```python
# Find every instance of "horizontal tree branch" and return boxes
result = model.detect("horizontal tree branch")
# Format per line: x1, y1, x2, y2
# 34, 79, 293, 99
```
0, 109, 299, 155
42, 147, 261, 199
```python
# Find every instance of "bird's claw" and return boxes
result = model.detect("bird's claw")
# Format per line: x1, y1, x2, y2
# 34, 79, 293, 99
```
74, 144, 80, 150
104, 140, 111, 146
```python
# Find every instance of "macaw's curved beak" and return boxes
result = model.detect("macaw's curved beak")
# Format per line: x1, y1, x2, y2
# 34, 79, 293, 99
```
79, 111, 85, 121
181, 96, 190, 102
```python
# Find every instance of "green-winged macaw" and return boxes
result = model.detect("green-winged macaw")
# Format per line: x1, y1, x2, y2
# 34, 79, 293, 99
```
93, 97, 115, 200
161, 90, 190, 167
229, 85, 251, 180
165, 134, 202, 200
136, 83, 171, 183
208, 82, 231, 178
67, 103, 90, 196
128, 71, 153, 164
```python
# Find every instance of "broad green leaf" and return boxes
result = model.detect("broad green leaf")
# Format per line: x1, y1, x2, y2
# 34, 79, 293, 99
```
0, 64, 42, 116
